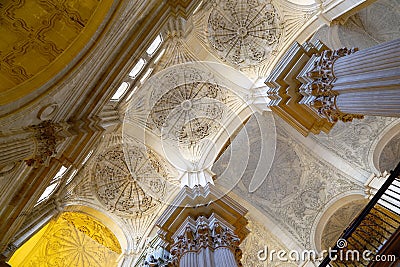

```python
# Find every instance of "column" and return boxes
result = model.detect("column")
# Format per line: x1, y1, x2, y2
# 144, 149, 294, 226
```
266, 38, 400, 136
333, 39, 400, 116
156, 184, 248, 267
0, 120, 68, 168
299, 38, 400, 122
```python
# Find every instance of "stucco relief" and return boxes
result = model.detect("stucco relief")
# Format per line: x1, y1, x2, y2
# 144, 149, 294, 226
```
92, 144, 161, 217
207, 0, 282, 67
378, 132, 400, 172
311, 116, 398, 172
213, 116, 362, 249
240, 218, 297, 267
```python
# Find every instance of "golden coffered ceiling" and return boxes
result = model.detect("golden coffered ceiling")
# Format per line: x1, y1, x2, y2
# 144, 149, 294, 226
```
0, 0, 112, 105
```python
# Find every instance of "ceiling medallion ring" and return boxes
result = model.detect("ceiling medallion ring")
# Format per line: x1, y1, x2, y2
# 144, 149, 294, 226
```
207, 0, 282, 67
123, 62, 277, 205
91, 144, 166, 217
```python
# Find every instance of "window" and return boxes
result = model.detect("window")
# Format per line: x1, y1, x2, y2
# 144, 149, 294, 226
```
129, 58, 146, 78
82, 150, 94, 165
66, 169, 78, 185
140, 68, 153, 84
193, 1, 203, 14
154, 48, 166, 64
146, 35, 163, 56
36, 166, 67, 205
111, 82, 130, 101
126, 86, 138, 101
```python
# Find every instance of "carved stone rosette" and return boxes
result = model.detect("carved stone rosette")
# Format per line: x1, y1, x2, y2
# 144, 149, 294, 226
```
298, 47, 364, 123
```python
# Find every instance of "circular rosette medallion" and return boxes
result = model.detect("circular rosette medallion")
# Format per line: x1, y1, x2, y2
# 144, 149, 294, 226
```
92, 145, 163, 216
207, 0, 282, 66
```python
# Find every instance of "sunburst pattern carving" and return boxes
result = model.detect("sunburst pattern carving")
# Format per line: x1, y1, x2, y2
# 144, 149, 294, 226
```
150, 82, 226, 144
207, 0, 282, 66
92, 145, 162, 216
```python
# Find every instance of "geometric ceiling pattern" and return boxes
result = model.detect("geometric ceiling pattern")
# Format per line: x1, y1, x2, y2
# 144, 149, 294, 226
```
207, 0, 282, 67
92, 144, 162, 216
0, 0, 103, 104
9, 212, 121, 267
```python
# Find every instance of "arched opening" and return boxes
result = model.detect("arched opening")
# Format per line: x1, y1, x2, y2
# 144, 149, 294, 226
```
9, 211, 122, 267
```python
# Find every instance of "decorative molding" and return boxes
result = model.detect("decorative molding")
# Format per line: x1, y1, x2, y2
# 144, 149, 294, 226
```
207, 0, 282, 67
298, 47, 363, 123
25, 120, 66, 167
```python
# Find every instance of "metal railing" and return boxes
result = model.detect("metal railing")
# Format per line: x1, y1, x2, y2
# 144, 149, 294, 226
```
319, 161, 400, 267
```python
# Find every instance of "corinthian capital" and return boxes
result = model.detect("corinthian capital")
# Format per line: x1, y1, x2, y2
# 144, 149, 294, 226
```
25, 120, 66, 167
298, 46, 363, 123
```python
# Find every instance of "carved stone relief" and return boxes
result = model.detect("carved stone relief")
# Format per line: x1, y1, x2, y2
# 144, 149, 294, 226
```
378, 132, 400, 172
207, 0, 282, 67
213, 116, 363, 249
92, 144, 161, 217
149, 82, 227, 145
25, 120, 66, 167
311, 116, 399, 172
240, 218, 297, 267
191, 0, 318, 78
320, 200, 366, 250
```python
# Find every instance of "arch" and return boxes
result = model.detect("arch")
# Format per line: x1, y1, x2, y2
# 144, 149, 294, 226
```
368, 119, 400, 173
63, 204, 129, 252
312, 193, 366, 252
9, 209, 123, 267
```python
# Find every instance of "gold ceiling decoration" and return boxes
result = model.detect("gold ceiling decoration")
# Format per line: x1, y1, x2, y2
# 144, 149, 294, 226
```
0, 0, 112, 105
9, 211, 121, 267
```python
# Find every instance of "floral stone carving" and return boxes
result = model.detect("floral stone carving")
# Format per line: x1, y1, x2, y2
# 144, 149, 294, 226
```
92, 145, 162, 216
207, 0, 282, 66
149, 82, 226, 145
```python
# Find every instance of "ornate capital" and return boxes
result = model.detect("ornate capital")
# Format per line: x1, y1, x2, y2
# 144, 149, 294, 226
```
170, 216, 243, 266
24, 121, 66, 167
299, 47, 364, 123
307, 95, 364, 123
300, 48, 358, 97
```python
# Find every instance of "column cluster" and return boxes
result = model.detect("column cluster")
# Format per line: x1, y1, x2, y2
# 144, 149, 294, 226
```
298, 47, 363, 123
170, 216, 242, 266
